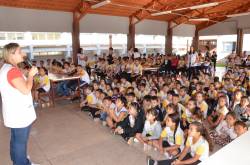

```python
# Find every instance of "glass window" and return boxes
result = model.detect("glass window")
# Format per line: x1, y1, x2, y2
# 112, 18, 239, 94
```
16, 33, 24, 40
47, 33, 55, 40
223, 42, 236, 52
7, 33, 16, 40
0, 33, 6, 40
38, 33, 46, 40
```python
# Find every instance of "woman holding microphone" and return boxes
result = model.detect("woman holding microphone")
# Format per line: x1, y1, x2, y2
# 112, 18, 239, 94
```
0, 43, 38, 165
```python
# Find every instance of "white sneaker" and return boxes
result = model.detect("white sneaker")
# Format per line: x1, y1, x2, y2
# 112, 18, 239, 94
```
102, 121, 107, 126
133, 138, 139, 143
31, 163, 40, 165
127, 137, 134, 145
93, 118, 100, 122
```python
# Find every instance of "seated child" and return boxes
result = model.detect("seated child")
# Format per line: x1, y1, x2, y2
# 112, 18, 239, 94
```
80, 85, 97, 113
210, 112, 237, 146
148, 121, 213, 165
233, 96, 250, 120
208, 95, 229, 128
157, 113, 184, 158
33, 67, 50, 105
234, 121, 248, 137
151, 96, 164, 122
196, 92, 208, 119
99, 96, 116, 125
137, 108, 162, 150
106, 96, 128, 129
115, 102, 144, 144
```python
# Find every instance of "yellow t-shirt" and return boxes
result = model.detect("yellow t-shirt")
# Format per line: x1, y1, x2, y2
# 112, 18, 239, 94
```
185, 136, 209, 161
161, 126, 184, 146
86, 93, 97, 105
38, 75, 50, 92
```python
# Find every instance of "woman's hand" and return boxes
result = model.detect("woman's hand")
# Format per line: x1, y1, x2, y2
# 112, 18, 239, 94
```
28, 66, 38, 78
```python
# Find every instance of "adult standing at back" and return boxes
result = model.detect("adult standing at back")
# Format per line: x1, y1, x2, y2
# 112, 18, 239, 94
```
187, 46, 198, 80
0, 43, 38, 165
77, 48, 87, 68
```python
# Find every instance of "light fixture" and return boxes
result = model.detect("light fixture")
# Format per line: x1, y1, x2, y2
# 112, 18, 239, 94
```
151, 2, 220, 16
189, 2, 219, 10
91, 0, 111, 9
151, 10, 172, 16
227, 12, 250, 17
189, 18, 210, 21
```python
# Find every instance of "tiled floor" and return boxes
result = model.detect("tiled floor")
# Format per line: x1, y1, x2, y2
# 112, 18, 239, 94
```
0, 102, 148, 165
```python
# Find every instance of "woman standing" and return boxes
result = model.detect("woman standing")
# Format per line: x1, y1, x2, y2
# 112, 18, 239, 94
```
0, 43, 38, 165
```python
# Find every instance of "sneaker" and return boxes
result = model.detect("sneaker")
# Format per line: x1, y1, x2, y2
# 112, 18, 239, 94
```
146, 156, 157, 165
133, 138, 139, 143
164, 152, 172, 159
102, 121, 107, 126
31, 163, 40, 165
127, 137, 134, 145
94, 118, 100, 122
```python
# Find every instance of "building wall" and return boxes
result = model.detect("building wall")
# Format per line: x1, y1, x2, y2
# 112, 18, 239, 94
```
0, 7, 72, 32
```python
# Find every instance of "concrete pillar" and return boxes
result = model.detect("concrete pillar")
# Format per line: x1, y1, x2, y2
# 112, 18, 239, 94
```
165, 22, 173, 55
236, 28, 243, 56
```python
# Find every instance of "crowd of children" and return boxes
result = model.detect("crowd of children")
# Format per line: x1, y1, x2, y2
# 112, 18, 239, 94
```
25, 47, 250, 164
72, 48, 249, 165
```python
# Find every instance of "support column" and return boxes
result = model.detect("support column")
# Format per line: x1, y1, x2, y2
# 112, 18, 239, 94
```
236, 28, 243, 56
72, 11, 80, 64
127, 16, 135, 50
109, 34, 112, 48
165, 22, 173, 55
192, 28, 199, 51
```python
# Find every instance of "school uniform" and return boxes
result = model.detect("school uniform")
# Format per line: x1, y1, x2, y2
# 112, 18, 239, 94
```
142, 120, 162, 140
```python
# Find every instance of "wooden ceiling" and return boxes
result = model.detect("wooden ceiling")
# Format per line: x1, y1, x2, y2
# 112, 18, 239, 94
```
1, 0, 250, 30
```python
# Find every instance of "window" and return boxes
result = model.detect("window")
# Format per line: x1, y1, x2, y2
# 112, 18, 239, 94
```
7, 33, 16, 40
32, 33, 46, 40
16, 33, 24, 40
223, 42, 236, 52
0, 33, 6, 40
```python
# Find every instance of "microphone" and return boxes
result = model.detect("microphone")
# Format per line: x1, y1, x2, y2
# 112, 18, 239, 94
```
24, 57, 33, 68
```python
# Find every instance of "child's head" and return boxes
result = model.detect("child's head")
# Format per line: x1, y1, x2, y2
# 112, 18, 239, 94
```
218, 96, 227, 107
165, 112, 180, 128
151, 96, 159, 107
234, 90, 243, 101
240, 96, 249, 107
187, 99, 196, 110
92, 80, 99, 90
126, 92, 136, 103
196, 92, 204, 102
128, 102, 140, 117
103, 96, 112, 107
225, 112, 237, 127
113, 87, 120, 95
167, 90, 174, 101
85, 85, 93, 95
39, 67, 48, 76
95, 89, 103, 99
150, 88, 158, 96
179, 86, 187, 97
143, 95, 152, 110
63, 62, 70, 69
115, 96, 127, 108
192, 107, 203, 121
146, 108, 158, 122
189, 121, 213, 151
166, 103, 177, 115
172, 93, 180, 105
234, 121, 248, 137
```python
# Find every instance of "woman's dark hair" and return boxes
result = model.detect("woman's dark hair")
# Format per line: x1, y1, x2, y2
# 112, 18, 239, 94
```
40, 67, 48, 75
129, 102, 141, 116
167, 112, 180, 143
147, 108, 159, 119
226, 111, 237, 120
190, 121, 213, 152
117, 96, 127, 107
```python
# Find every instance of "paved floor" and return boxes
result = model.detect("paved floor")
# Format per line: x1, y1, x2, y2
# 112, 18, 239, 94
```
0, 102, 149, 165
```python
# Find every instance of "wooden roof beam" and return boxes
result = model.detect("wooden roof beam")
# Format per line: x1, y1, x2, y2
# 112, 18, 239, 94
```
73, 0, 91, 21
196, 1, 250, 31
167, 0, 232, 28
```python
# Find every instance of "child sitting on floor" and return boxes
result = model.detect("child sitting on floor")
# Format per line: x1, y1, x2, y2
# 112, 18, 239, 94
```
115, 102, 145, 144
33, 67, 50, 106
157, 112, 184, 159
234, 121, 248, 137
106, 96, 128, 129
210, 112, 237, 146
207, 95, 229, 128
137, 108, 162, 151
